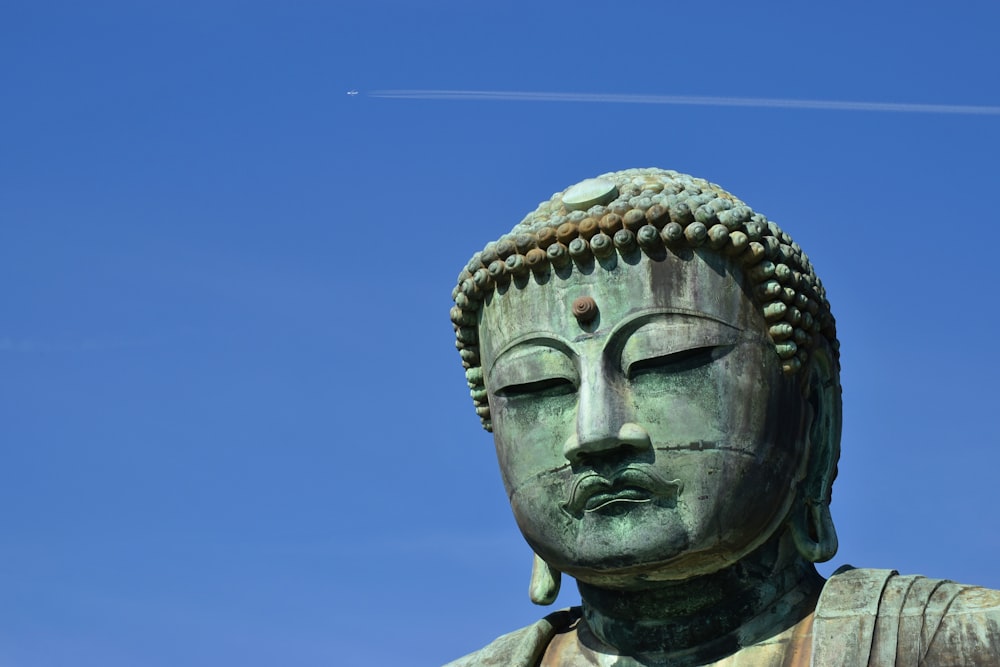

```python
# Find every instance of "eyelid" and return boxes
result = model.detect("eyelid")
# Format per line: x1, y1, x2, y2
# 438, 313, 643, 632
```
626, 344, 733, 378
619, 319, 741, 375
487, 334, 573, 376
488, 344, 578, 395
494, 376, 576, 398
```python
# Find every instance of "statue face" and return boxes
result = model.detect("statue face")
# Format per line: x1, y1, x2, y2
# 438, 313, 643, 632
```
479, 251, 808, 587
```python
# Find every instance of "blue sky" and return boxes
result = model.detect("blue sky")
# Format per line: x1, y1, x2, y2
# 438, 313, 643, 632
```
3, 1, 999, 665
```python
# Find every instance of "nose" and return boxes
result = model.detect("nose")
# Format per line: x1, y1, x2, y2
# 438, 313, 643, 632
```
563, 422, 653, 466
562, 364, 652, 466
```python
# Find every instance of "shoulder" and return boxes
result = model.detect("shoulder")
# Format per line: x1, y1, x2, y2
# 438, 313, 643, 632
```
443, 608, 581, 667
813, 566, 1000, 666
920, 579, 1000, 665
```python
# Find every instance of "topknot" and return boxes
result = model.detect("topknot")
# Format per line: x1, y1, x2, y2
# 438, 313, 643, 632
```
451, 168, 838, 431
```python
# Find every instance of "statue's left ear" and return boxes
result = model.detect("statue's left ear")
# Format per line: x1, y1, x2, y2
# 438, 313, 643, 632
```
789, 343, 842, 563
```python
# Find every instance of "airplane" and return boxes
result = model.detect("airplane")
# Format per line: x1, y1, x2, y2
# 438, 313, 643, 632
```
347, 90, 359, 96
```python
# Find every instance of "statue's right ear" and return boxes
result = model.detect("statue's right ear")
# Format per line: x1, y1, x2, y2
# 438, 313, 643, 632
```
529, 552, 561, 605
790, 343, 842, 563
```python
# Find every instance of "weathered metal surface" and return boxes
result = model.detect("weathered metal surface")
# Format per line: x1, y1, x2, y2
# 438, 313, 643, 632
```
812, 567, 1000, 666
445, 168, 1000, 666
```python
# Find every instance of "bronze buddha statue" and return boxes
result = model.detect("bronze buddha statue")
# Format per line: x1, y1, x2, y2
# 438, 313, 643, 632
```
445, 168, 1000, 666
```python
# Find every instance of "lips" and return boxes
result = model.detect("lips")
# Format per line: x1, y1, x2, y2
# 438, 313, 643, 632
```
562, 467, 683, 518
582, 485, 655, 512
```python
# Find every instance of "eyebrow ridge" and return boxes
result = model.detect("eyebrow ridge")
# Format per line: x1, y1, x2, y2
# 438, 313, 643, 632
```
488, 334, 575, 376
602, 307, 742, 348
487, 308, 744, 375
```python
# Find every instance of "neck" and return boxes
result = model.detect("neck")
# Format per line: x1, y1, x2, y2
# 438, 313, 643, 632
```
576, 532, 823, 665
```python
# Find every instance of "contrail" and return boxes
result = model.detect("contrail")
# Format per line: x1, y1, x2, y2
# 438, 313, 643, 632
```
368, 89, 1000, 116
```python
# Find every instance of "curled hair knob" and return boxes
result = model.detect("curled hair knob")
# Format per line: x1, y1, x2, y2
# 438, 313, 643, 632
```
636, 224, 660, 251
536, 227, 558, 249
613, 228, 637, 253
568, 237, 592, 261
645, 204, 669, 229
578, 217, 600, 240
622, 209, 646, 232
685, 222, 708, 247
488, 259, 509, 285
525, 248, 549, 272
515, 233, 537, 254
707, 224, 730, 250
590, 233, 614, 258
661, 222, 684, 245
505, 253, 528, 277
547, 242, 571, 268
556, 222, 578, 245
598, 213, 623, 235
496, 238, 516, 260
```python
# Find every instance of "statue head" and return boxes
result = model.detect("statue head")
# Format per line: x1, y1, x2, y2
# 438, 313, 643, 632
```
450, 168, 842, 593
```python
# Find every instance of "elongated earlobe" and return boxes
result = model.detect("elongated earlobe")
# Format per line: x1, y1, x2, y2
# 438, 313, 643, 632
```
790, 497, 838, 563
529, 553, 561, 605
790, 344, 841, 563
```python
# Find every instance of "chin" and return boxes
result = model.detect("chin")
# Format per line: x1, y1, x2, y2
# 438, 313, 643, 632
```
559, 536, 774, 589
521, 503, 698, 585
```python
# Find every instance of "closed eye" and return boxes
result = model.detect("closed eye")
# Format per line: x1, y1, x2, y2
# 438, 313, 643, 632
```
495, 377, 577, 398
627, 345, 731, 378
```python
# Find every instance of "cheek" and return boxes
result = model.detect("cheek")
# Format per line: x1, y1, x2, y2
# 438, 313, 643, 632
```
627, 363, 733, 444
673, 446, 800, 555
490, 394, 577, 494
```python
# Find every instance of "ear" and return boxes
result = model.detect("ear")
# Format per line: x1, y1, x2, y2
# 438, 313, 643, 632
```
804, 343, 842, 507
789, 343, 842, 563
529, 552, 561, 605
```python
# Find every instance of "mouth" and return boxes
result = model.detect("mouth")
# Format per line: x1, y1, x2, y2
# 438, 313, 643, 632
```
582, 486, 655, 513
562, 468, 683, 518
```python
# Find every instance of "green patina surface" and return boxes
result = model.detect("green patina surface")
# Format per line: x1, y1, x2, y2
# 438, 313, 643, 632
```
446, 169, 1000, 667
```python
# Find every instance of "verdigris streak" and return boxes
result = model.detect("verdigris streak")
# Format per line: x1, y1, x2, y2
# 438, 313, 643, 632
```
445, 168, 1000, 666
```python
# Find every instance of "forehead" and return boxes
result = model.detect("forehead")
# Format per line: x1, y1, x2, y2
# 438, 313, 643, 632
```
479, 251, 762, 365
